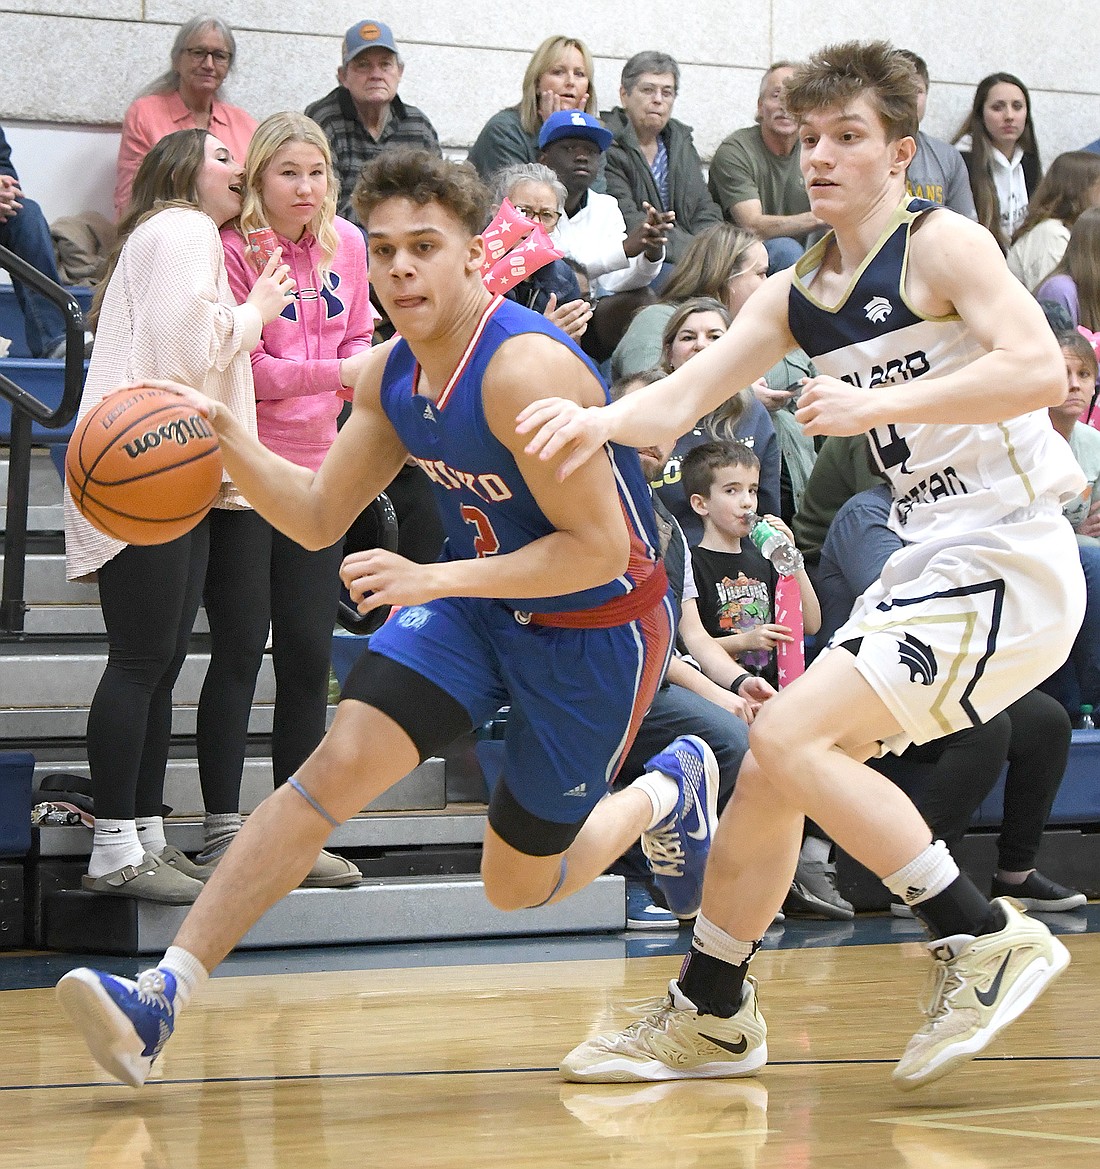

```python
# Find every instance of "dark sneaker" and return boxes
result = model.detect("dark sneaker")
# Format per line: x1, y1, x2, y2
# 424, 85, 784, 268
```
640, 736, 719, 919
56, 967, 178, 1087
784, 856, 855, 920
990, 871, 1086, 912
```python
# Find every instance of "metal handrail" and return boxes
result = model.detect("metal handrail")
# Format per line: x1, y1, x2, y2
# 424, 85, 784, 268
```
0, 242, 86, 634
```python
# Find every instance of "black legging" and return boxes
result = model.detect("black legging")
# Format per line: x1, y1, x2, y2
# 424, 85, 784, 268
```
196, 508, 344, 812
88, 520, 209, 820
873, 689, 1071, 873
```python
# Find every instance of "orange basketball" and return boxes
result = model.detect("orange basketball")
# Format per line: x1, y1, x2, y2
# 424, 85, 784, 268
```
66, 387, 223, 545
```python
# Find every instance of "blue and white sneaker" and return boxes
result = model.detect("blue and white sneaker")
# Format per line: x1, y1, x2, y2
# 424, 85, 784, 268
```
640, 735, 719, 918
56, 967, 177, 1087
626, 880, 680, 930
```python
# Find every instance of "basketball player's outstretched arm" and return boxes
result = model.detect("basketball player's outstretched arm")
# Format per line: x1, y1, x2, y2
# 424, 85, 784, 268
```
130, 343, 409, 549
341, 334, 633, 614
795, 213, 1065, 437
516, 273, 798, 479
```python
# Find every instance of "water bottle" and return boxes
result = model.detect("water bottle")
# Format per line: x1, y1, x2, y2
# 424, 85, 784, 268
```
1081, 704, 1096, 730
748, 514, 804, 575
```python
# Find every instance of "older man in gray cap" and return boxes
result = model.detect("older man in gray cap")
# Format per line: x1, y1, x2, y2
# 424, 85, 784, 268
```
305, 19, 442, 225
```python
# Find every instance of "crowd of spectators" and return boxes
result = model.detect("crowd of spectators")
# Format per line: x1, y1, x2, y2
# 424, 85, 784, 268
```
4, 18, 1097, 922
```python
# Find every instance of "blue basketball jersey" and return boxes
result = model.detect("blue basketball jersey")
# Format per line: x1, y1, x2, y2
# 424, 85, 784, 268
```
379, 295, 660, 614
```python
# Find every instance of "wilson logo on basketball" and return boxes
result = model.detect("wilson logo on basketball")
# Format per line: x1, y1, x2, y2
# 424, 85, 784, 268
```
122, 415, 216, 459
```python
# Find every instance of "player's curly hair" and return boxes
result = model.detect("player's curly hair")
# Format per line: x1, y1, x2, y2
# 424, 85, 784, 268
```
352, 150, 491, 237
784, 40, 919, 143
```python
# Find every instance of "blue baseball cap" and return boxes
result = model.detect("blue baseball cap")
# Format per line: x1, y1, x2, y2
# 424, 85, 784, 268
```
538, 110, 614, 153
342, 20, 398, 65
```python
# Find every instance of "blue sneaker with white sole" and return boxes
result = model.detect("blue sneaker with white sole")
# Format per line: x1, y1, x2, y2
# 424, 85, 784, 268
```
639, 735, 719, 918
56, 967, 177, 1087
626, 880, 680, 930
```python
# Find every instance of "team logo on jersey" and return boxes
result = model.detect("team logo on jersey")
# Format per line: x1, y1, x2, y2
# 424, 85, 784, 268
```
898, 633, 937, 685
863, 295, 893, 324
396, 606, 432, 630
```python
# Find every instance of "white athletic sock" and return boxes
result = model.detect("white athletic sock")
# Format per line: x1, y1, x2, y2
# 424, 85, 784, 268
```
135, 816, 167, 855
633, 771, 680, 830
154, 945, 210, 1012
691, 913, 759, 966
87, 819, 144, 878
882, 839, 959, 906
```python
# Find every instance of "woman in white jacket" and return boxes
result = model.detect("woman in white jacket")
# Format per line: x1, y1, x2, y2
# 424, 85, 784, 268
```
65, 129, 292, 903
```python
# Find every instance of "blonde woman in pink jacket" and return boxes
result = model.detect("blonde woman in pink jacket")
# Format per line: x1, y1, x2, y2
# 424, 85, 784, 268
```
196, 112, 376, 885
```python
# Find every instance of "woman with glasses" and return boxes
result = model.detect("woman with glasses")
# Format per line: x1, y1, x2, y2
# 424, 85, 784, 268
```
114, 15, 257, 219
493, 162, 593, 342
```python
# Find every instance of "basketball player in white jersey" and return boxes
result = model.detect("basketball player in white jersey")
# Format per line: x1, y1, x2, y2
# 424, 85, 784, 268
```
519, 40, 1086, 1090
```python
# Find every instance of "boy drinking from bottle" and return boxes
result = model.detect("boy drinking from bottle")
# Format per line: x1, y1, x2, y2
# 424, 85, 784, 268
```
683, 440, 820, 688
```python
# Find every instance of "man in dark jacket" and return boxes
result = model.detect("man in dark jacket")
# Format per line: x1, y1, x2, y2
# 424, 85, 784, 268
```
601, 51, 723, 269
305, 20, 441, 226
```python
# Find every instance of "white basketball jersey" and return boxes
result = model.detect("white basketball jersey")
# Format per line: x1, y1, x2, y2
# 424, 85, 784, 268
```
789, 199, 1085, 542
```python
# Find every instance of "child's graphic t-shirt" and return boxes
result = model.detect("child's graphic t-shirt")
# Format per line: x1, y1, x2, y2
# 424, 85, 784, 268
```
690, 543, 779, 684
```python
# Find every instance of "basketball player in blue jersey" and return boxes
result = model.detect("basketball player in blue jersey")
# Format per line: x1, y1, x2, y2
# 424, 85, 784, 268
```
520, 41, 1087, 1090
54, 151, 722, 1089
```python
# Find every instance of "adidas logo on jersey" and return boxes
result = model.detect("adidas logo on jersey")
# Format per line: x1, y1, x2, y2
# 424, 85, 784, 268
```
863, 295, 893, 324
564, 782, 588, 798
423, 403, 435, 421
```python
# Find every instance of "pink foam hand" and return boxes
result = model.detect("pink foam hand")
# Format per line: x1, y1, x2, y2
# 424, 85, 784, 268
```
479, 198, 536, 274
483, 225, 564, 294
774, 573, 805, 688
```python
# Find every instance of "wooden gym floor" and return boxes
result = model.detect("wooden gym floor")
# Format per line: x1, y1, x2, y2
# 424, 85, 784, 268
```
1, 909, 1098, 1168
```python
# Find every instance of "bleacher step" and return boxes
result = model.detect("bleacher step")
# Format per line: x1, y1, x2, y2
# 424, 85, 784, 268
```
44, 873, 625, 954
32, 757, 448, 829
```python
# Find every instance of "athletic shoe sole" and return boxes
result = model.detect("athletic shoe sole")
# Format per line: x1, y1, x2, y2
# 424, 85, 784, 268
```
1006, 893, 1088, 913
893, 936, 1071, 1090
561, 1043, 768, 1083
56, 969, 152, 1088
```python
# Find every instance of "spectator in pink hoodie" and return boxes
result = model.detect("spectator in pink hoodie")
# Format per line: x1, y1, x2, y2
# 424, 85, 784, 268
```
198, 111, 376, 886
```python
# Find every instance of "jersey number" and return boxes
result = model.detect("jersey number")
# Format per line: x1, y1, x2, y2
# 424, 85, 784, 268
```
460, 505, 500, 558
869, 424, 912, 473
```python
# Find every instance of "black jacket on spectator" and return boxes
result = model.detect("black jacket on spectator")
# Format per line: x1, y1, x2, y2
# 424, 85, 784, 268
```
600, 107, 723, 265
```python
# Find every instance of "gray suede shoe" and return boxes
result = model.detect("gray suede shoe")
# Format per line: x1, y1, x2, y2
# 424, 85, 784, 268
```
300, 848, 362, 888
82, 852, 204, 904
158, 844, 219, 882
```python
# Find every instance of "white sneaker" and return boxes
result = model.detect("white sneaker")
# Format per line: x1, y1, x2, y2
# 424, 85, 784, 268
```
560, 977, 767, 1082
893, 897, 1070, 1090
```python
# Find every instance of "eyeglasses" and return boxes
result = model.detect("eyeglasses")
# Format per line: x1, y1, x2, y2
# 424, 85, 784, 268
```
514, 205, 561, 228
634, 83, 677, 101
185, 47, 232, 65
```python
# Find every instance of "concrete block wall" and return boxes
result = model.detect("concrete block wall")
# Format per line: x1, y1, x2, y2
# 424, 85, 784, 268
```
2, 2, 1099, 223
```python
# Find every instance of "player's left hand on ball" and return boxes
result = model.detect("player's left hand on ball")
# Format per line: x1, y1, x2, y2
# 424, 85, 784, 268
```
340, 549, 438, 612
795, 375, 877, 436
123, 380, 218, 419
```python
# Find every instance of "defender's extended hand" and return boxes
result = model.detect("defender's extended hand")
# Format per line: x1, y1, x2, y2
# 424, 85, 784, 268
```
516, 397, 611, 481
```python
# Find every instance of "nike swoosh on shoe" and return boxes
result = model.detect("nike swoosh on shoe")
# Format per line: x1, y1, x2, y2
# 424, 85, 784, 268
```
975, 950, 1013, 1008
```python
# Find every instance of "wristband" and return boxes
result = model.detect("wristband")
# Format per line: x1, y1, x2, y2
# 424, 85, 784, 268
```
729, 672, 751, 696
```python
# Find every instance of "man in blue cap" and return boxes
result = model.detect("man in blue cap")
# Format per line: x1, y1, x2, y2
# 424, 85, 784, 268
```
305, 20, 442, 226
538, 109, 673, 360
